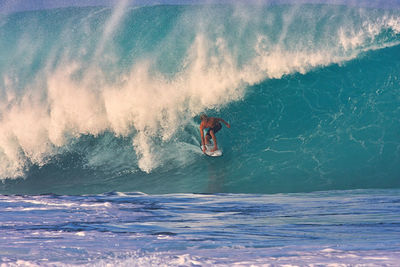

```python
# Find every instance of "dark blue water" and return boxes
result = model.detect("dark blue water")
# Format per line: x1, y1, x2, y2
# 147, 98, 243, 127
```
1, 189, 400, 265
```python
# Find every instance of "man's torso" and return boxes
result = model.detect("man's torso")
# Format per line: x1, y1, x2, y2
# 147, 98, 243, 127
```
203, 118, 219, 129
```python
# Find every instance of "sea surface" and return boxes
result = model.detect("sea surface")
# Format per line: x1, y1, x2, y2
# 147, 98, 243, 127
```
0, 190, 399, 266
1, 1, 400, 265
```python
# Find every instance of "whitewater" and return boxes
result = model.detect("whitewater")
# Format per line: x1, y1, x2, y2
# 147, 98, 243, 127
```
1, 0, 400, 265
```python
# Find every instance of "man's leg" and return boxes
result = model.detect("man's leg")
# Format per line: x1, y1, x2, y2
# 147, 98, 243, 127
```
210, 130, 218, 152
205, 133, 211, 145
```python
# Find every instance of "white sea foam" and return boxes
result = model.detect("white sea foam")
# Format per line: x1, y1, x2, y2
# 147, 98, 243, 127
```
59, 248, 400, 267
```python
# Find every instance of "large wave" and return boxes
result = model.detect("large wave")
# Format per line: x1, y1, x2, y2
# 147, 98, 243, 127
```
1, 2, 400, 194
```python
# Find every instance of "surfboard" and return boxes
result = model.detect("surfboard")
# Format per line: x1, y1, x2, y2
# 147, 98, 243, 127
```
201, 143, 223, 157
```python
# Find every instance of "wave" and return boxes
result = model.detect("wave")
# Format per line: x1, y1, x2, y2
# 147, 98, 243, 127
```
0, 2, 400, 194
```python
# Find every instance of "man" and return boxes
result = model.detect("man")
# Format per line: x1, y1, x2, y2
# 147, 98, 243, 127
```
199, 114, 230, 153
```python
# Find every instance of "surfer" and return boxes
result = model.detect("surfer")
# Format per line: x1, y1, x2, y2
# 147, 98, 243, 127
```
200, 114, 230, 153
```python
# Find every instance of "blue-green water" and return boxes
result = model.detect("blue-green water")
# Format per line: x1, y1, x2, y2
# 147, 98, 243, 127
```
1, 3, 400, 266
0, 3, 400, 195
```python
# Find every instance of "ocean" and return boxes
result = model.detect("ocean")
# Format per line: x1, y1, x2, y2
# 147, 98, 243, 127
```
1, 1, 400, 265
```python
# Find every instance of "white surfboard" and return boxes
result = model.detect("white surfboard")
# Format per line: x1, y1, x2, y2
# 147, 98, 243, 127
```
201, 143, 223, 157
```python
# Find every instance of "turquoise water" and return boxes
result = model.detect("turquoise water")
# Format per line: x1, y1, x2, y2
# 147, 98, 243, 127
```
1, 3, 400, 265
1, 3, 400, 194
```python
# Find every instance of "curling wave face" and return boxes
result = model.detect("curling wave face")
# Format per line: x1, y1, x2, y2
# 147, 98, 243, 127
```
0, 2, 400, 194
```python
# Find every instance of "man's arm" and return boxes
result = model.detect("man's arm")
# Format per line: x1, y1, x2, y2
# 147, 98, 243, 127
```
217, 118, 230, 128
199, 123, 206, 153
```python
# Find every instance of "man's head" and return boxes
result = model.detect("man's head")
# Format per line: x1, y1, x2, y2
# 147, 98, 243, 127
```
200, 114, 208, 121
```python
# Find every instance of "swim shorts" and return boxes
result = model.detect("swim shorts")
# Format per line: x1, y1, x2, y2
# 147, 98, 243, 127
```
206, 123, 222, 138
